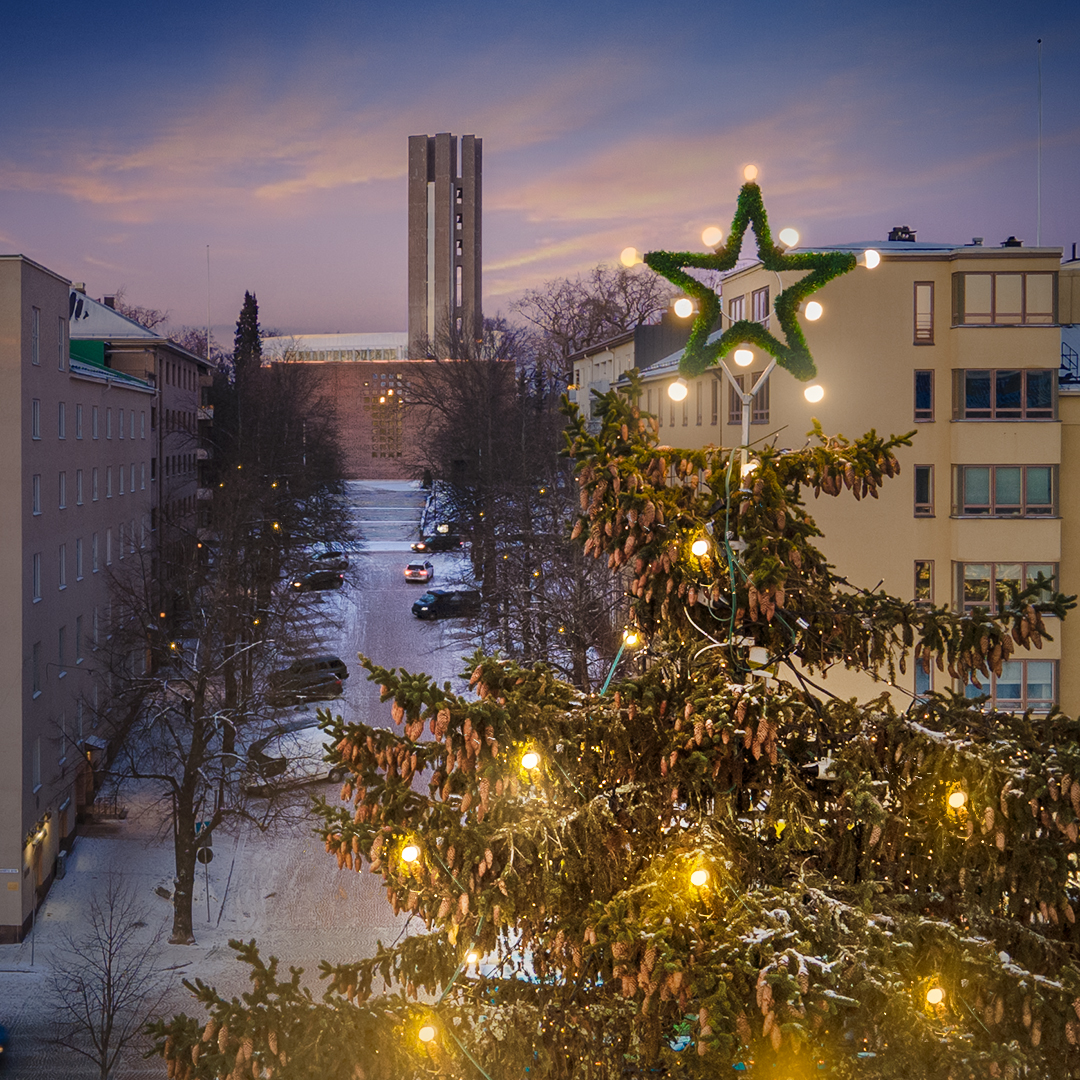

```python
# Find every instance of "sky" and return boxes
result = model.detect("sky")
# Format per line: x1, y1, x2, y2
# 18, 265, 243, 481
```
1, 0, 1077, 340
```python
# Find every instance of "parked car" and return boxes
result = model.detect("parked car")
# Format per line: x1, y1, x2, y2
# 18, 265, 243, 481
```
270, 654, 349, 686
266, 671, 343, 708
309, 549, 349, 572
410, 533, 463, 553
245, 722, 347, 796
411, 588, 481, 619
291, 569, 344, 591
404, 560, 434, 583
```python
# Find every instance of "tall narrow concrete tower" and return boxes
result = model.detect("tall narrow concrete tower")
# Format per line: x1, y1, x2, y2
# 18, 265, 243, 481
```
408, 133, 482, 354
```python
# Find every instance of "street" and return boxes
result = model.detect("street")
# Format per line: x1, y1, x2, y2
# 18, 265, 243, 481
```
0, 480, 478, 1077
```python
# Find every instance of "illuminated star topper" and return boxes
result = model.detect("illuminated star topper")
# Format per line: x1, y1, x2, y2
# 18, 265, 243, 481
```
644, 181, 856, 381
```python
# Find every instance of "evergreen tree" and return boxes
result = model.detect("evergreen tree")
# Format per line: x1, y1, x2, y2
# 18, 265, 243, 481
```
233, 290, 262, 383
152, 382, 1080, 1080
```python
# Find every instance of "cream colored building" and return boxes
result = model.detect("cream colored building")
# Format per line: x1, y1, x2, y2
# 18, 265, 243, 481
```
628, 234, 1080, 716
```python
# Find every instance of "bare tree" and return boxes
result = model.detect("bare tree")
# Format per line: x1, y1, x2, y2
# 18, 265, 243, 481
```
108, 286, 171, 331
513, 263, 675, 377
49, 873, 173, 1080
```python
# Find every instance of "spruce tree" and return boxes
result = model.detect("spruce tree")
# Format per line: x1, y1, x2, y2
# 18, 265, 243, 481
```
233, 290, 262, 384
153, 382, 1079, 1080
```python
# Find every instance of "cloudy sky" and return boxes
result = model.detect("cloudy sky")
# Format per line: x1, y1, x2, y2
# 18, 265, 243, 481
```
2, 0, 1077, 337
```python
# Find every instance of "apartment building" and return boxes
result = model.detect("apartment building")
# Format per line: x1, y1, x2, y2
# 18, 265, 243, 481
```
69, 288, 208, 579
0, 256, 157, 942
629, 233, 1080, 716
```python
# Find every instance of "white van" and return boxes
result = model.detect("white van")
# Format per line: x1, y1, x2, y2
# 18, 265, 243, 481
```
244, 722, 347, 796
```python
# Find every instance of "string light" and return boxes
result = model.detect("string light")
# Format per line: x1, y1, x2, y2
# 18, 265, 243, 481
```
418, 1024, 437, 1044
690, 868, 709, 887
620, 247, 641, 267
733, 348, 754, 368
804, 384, 825, 403
804, 301, 823, 321
668, 377, 689, 402
778, 227, 799, 248
521, 750, 540, 771
401, 843, 420, 864
862, 248, 881, 269
948, 790, 967, 810
926, 987, 945, 1005
691, 538, 709, 558
702, 225, 723, 247
743, 164, 758, 181
673, 297, 694, 318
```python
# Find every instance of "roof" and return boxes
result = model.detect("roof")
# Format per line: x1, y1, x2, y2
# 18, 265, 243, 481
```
69, 355, 156, 393
68, 289, 209, 368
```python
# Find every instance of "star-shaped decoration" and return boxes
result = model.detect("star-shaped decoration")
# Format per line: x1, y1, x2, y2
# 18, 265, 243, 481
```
644, 182, 856, 381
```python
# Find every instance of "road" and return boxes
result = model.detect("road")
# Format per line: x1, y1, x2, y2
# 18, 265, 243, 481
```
0, 480, 477, 1077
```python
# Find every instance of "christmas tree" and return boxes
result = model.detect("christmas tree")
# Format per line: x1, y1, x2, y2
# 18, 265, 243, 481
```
154, 376, 1079, 1080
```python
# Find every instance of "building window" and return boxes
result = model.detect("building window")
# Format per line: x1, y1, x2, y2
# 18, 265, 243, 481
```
954, 464, 1055, 517
92, 532, 99, 572
118, 407, 124, 440
141, 411, 146, 438
914, 660, 933, 699
92, 467, 99, 501
106, 466, 113, 498
32, 474, 41, 515
31, 306, 40, 364
119, 465, 124, 496
59, 711, 67, 764
140, 463, 145, 490
92, 405, 99, 439
32, 642, 41, 697
130, 463, 136, 492
965, 660, 1056, 712
32, 553, 41, 601
682, 396, 688, 427
710, 377, 718, 425
75, 615, 83, 663
32, 398, 41, 439
728, 373, 769, 424
32, 737, 41, 790
76, 538, 83, 580
952, 271, 1056, 326
58, 401, 66, 439
915, 560, 933, 604
58, 625, 66, 673
130, 411, 135, 439
58, 470, 66, 509
957, 561, 1056, 614
914, 370, 934, 421
59, 544, 66, 588
914, 465, 933, 516
695, 380, 703, 425
752, 287, 770, 325
727, 294, 745, 322
914, 282, 934, 343
106, 408, 112, 438
76, 404, 83, 439
953, 369, 1055, 420
58, 317, 67, 369
76, 469, 83, 505
106, 528, 112, 566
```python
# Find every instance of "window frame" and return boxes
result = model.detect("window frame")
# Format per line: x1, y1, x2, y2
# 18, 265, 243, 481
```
914, 370, 934, 421
953, 368, 1056, 421
964, 659, 1056, 712
751, 286, 770, 325
955, 560, 1058, 614
952, 271, 1057, 326
914, 464, 934, 517
914, 282, 934, 344
915, 560, 934, 605
954, 464, 1056, 518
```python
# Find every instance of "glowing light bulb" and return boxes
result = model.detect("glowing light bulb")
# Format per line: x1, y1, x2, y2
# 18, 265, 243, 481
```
521, 751, 540, 771
691, 538, 709, 557
466, 951, 479, 963
623, 628, 641, 647
733, 348, 753, 367
948, 790, 967, 810
863, 248, 881, 269
401, 844, 420, 863
804, 384, 825, 403
701, 225, 724, 247
926, 987, 945, 1005
673, 297, 694, 319
743, 164, 758, 182
804, 301, 823, 321
690, 868, 709, 887
418, 1024, 437, 1043
620, 247, 640, 267
668, 377, 689, 402
778, 227, 799, 248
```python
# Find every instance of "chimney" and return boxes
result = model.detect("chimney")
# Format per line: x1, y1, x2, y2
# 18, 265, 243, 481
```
72, 282, 86, 293
888, 226, 916, 243
972, 237, 984, 246
103, 295, 116, 309
1001, 236, 1023, 247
